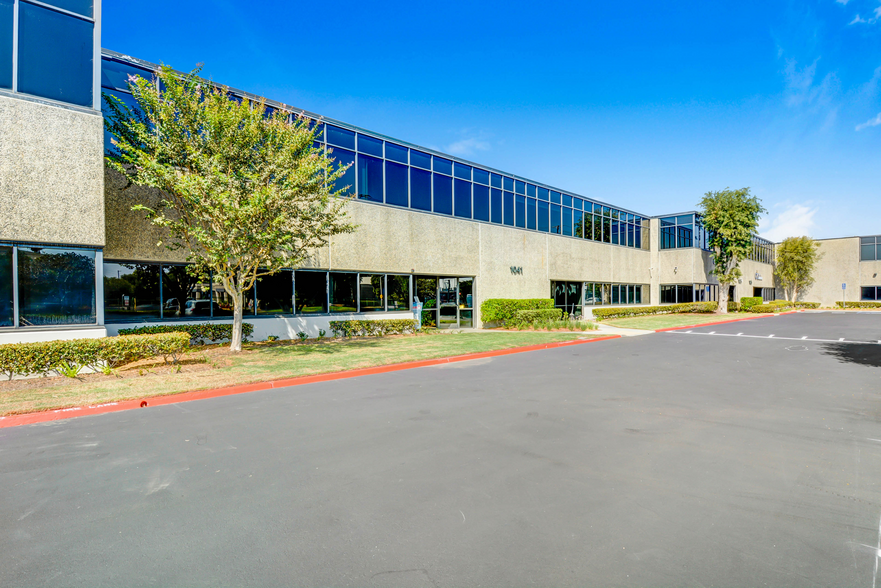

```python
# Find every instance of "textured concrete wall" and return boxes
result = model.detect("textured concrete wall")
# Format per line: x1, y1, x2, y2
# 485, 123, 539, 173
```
0, 95, 104, 246
794, 237, 881, 306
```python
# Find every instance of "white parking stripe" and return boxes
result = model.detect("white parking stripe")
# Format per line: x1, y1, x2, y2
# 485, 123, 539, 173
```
665, 332, 881, 345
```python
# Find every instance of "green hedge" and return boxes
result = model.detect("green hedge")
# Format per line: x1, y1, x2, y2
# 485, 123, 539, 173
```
739, 296, 763, 311
835, 301, 881, 308
0, 332, 190, 380
480, 299, 554, 325
118, 322, 254, 345
752, 302, 820, 313
592, 302, 718, 320
329, 319, 418, 338
513, 308, 563, 325
727, 302, 741, 312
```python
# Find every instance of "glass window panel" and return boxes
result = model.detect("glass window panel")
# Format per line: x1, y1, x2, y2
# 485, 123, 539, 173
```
329, 273, 357, 313
860, 237, 875, 245
677, 214, 694, 225
357, 154, 383, 202
161, 265, 209, 319
416, 276, 437, 308
387, 275, 411, 311
612, 285, 620, 304
410, 167, 432, 211
611, 220, 619, 244
603, 206, 611, 217
410, 149, 431, 169
210, 274, 236, 317
678, 225, 693, 248
537, 187, 549, 201
473, 184, 490, 222
357, 134, 383, 157
537, 200, 550, 232
490, 173, 502, 189
526, 184, 536, 197
458, 277, 473, 308
473, 168, 490, 185
326, 125, 355, 149
577, 212, 593, 240
514, 195, 526, 228
627, 223, 635, 247
433, 156, 452, 176
0, 245, 13, 326
359, 274, 384, 312
503, 177, 514, 192
526, 198, 537, 230
454, 179, 472, 218
454, 163, 471, 180
0, 0, 10, 89
18, 3, 93, 106
331, 147, 355, 197
515, 180, 525, 194
553, 282, 566, 308
256, 270, 293, 315
635, 285, 642, 304
611, 209, 619, 220
628, 285, 635, 304
459, 310, 473, 329
677, 284, 693, 303
583, 202, 593, 213
573, 198, 583, 210
562, 207, 573, 236
17, 247, 95, 326
602, 217, 611, 242
863, 287, 877, 301
877, 244, 881, 261
550, 204, 562, 234
433, 174, 452, 215
661, 217, 676, 226
566, 282, 582, 316
103, 262, 161, 322
39, 0, 92, 17
550, 191, 561, 204
562, 194, 573, 207
385, 161, 408, 207
295, 271, 327, 314
102, 88, 142, 156
490, 188, 503, 224
503, 191, 515, 226
385, 142, 408, 164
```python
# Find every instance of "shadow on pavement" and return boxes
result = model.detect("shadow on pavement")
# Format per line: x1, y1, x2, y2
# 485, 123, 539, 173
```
820, 343, 881, 368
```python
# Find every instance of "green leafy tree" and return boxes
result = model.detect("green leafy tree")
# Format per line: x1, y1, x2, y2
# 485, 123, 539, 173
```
775, 236, 822, 301
104, 66, 355, 351
698, 188, 766, 313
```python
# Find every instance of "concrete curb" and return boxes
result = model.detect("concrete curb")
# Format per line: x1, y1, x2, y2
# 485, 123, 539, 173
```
0, 335, 621, 429
654, 310, 803, 333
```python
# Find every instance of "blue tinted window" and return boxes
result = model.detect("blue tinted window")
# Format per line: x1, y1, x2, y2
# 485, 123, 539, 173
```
454, 163, 471, 180
490, 173, 502, 189
538, 187, 549, 201
490, 188, 503, 224
611, 209, 619, 220
538, 200, 549, 232
410, 168, 432, 211
515, 180, 525, 195
628, 223, 635, 247
18, 3, 93, 106
526, 198, 536, 230
331, 148, 355, 197
515, 195, 526, 228
611, 220, 619, 244
358, 134, 383, 157
454, 179, 471, 218
385, 161, 408, 207
563, 208, 573, 236
503, 192, 514, 226
18, 247, 96, 326
584, 201, 593, 213
309, 120, 325, 142
0, 1, 13, 89
102, 89, 141, 155
357, 154, 383, 202
42, 0, 92, 17
661, 217, 676, 226
562, 194, 573, 207
603, 207, 611, 217
526, 184, 536, 197
473, 168, 490, 185
326, 125, 355, 149
635, 225, 642, 249
573, 198, 583, 210
385, 142, 408, 164
433, 174, 452, 214
473, 184, 490, 222
433, 156, 452, 176
677, 214, 694, 225
550, 191, 561, 204
410, 149, 431, 169
503, 177, 514, 192
551, 205, 562, 234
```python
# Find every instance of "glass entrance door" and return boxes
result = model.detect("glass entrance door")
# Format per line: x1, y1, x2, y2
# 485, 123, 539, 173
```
415, 276, 474, 329
438, 278, 459, 329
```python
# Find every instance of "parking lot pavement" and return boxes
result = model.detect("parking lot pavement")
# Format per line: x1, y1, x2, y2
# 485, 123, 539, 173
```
674, 310, 881, 343
2, 313, 881, 587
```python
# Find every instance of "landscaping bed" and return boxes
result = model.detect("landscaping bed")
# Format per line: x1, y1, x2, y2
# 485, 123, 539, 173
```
603, 313, 765, 331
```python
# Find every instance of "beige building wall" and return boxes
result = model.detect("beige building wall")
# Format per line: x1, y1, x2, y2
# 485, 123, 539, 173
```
794, 237, 881, 307
0, 95, 105, 246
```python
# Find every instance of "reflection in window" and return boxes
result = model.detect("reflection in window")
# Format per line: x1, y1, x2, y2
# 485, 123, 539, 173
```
18, 247, 95, 326
326, 125, 355, 149
256, 270, 293, 314
862, 287, 879, 301
458, 277, 473, 309
562, 207, 573, 236
295, 271, 327, 314
331, 148, 355, 197
0, 246, 12, 326
416, 276, 437, 327
359, 274, 384, 312
387, 275, 411, 310
552, 281, 582, 317
40, 0, 93, 17
433, 157, 452, 176
410, 167, 432, 211
17, 2, 93, 107
329, 273, 357, 313
357, 154, 383, 201
861, 237, 879, 262
550, 204, 561, 234
160, 265, 209, 318
103, 262, 161, 321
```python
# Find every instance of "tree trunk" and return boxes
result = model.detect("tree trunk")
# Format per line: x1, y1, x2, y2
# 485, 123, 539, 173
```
230, 289, 244, 352
718, 284, 729, 314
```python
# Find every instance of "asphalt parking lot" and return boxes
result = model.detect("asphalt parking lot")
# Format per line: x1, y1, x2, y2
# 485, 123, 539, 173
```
2, 312, 881, 587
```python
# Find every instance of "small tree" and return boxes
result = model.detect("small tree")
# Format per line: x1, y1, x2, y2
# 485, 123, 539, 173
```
775, 236, 822, 301
105, 66, 355, 351
698, 188, 766, 314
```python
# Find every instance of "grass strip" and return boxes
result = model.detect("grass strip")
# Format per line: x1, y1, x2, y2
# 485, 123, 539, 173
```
603, 313, 764, 331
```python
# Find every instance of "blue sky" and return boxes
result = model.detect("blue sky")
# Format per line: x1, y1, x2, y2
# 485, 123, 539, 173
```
103, 0, 881, 241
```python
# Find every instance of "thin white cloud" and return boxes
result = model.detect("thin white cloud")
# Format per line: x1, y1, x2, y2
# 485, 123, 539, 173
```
836, 0, 850, 5
856, 112, 881, 130
782, 58, 838, 109
849, 14, 866, 24
445, 136, 490, 157
875, 5, 881, 19
759, 204, 818, 242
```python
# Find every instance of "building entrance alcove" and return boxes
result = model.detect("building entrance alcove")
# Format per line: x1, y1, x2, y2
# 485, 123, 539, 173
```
415, 276, 473, 329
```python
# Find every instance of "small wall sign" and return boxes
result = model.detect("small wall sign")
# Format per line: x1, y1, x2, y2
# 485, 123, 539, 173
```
510, 266, 523, 275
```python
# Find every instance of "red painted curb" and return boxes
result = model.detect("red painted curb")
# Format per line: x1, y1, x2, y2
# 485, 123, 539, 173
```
654, 309, 803, 333
0, 334, 621, 429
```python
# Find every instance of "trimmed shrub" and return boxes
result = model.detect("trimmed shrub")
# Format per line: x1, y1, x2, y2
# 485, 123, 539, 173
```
480, 299, 554, 325
329, 319, 418, 338
835, 301, 881, 309
118, 322, 254, 345
739, 297, 763, 311
727, 301, 741, 312
513, 308, 563, 326
0, 332, 190, 380
592, 302, 717, 321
